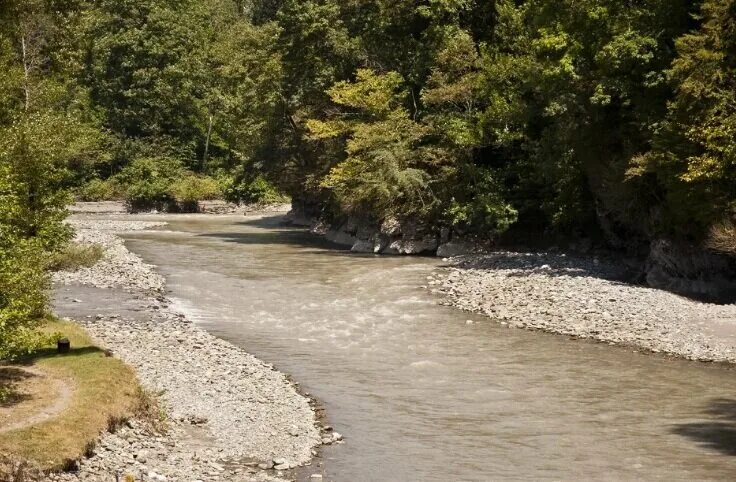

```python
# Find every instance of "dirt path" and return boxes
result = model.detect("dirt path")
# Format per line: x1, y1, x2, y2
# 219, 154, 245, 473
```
0, 366, 74, 434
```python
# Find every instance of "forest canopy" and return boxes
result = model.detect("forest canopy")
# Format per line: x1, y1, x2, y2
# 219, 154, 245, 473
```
3, 0, 733, 242
1, 0, 735, 353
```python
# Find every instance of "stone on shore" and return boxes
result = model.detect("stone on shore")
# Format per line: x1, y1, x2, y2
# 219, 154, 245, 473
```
52, 216, 323, 482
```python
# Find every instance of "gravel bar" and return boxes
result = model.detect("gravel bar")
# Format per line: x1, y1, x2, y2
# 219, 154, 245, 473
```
52, 217, 333, 482
433, 251, 736, 363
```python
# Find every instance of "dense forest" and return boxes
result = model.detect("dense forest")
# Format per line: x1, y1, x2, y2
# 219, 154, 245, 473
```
1, 0, 735, 354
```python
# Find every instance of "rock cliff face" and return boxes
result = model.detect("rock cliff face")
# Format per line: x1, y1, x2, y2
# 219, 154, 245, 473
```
307, 214, 441, 255
286, 202, 448, 255
645, 239, 736, 303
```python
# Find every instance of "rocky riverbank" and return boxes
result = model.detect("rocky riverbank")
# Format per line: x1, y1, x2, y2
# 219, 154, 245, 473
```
432, 251, 736, 363
51, 217, 335, 482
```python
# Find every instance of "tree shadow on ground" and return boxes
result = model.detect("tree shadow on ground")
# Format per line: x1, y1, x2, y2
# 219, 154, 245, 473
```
15, 346, 105, 363
672, 398, 736, 455
0, 368, 35, 407
452, 251, 635, 283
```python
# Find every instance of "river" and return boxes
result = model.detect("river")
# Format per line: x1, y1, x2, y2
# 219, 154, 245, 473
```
117, 213, 736, 481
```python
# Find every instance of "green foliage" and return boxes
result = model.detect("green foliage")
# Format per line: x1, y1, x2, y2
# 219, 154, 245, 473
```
46, 243, 105, 272
116, 158, 224, 211
168, 174, 222, 205
0, 111, 105, 250
77, 179, 124, 202
309, 69, 443, 219
204, 21, 284, 167
223, 174, 289, 205
115, 157, 184, 211
3, 0, 734, 269
84, 0, 209, 143
0, 240, 48, 361
0, 0, 107, 360
446, 168, 518, 236
0, 166, 48, 360
631, 0, 736, 235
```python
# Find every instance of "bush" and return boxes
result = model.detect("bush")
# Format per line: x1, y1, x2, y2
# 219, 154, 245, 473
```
0, 239, 48, 361
445, 168, 518, 237
706, 220, 736, 257
168, 174, 222, 212
46, 243, 105, 272
77, 179, 124, 202
115, 157, 184, 212
0, 160, 54, 360
224, 175, 290, 205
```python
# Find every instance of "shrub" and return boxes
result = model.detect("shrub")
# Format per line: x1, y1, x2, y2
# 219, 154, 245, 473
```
224, 175, 289, 205
77, 179, 123, 202
0, 239, 48, 361
445, 168, 518, 237
115, 157, 184, 212
46, 243, 105, 272
168, 174, 222, 212
0, 162, 52, 360
706, 220, 736, 257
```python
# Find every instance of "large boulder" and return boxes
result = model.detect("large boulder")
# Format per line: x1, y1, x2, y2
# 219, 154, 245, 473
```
386, 236, 439, 255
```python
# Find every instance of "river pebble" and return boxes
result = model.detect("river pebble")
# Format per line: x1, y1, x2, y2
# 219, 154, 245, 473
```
52, 217, 326, 481
435, 251, 736, 363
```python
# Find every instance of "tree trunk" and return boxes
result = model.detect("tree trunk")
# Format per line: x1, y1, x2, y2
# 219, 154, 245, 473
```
21, 35, 30, 110
203, 114, 213, 171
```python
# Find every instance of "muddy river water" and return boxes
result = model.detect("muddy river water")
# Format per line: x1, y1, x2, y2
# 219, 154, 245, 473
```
117, 214, 736, 481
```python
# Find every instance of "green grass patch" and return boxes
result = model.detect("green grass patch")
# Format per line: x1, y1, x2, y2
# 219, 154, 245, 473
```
0, 319, 146, 473
46, 243, 105, 272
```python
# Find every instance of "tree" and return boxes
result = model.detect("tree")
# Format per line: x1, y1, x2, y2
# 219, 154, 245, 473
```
307, 69, 442, 219
632, 0, 736, 237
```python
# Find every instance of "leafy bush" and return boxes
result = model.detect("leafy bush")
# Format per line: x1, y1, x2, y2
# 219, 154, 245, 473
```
223, 175, 289, 205
46, 243, 105, 272
308, 69, 439, 218
115, 157, 184, 212
0, 112, 76, 252
77, 179, 124, 202
168, 174, 222, 212
0, 238, 48, 361
446, 169, 518, 237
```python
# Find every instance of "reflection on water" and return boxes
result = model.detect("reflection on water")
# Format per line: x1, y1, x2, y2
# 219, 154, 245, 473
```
119, 214, 736, 481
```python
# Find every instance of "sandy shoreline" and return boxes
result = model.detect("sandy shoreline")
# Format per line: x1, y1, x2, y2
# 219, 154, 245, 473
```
433, 251, 736, 363
51, 215, 335, 482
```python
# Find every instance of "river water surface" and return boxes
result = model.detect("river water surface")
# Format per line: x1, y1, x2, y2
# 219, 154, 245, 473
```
119, 214, 736, 481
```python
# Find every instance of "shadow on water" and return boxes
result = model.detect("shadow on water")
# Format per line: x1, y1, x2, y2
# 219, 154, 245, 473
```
200, 230, 354, 254
237, 215, 293, 229
673, 398, 736, 455
196, 214, 358, 255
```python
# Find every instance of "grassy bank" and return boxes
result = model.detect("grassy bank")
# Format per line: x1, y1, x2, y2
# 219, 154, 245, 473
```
0, 319, 145, 475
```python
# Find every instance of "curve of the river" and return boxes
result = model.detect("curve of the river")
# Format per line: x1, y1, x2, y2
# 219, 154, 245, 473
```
122, 214, 736, 481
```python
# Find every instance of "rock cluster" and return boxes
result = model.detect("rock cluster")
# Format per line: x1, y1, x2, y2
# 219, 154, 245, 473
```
294, 213, 442, 255
52, 216, 328, 481
434, 251, 736, 363
51, 420, 281, 482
